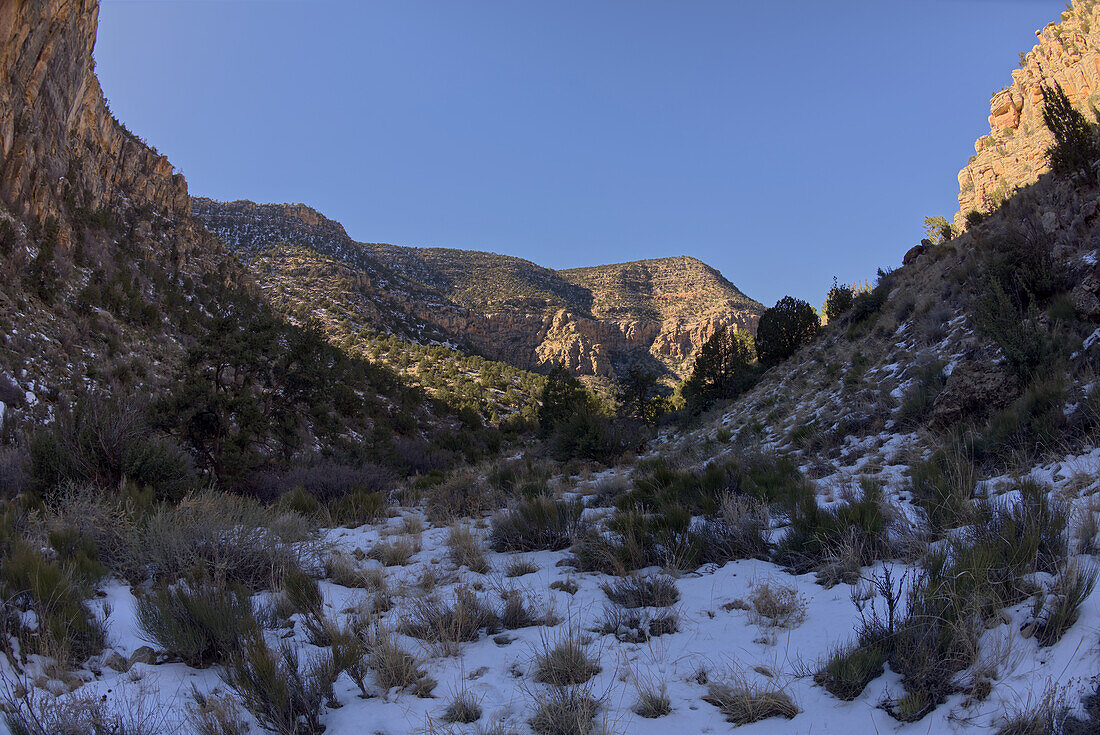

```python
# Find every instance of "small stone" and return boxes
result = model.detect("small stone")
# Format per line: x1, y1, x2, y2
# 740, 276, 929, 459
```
104, 651, 128, 672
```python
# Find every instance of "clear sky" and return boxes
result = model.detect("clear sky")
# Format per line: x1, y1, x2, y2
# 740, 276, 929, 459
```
96, 0, 1065, 308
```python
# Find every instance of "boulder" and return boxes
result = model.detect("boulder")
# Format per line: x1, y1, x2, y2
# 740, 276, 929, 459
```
929, 361, 1019, 430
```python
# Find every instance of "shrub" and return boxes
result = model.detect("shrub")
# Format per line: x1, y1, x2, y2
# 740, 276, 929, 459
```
425, 472, 499, 524
814, 642, 887, 700
137, 582, 256, 667
1033, 561, 1097, 647
280, 567, 328, 644
529, 686, 599, 735
897, 358, 946, 427
504, 558, 540, 577
756, 296, 820, 367
698, 494, 771, 564
775, 478, 889, 579
824, 277, 854, 321
534, 632, 601, 686
0, 541, 105, 665
908, 444, 976, 535
187, 689, 250, 735
447, 524, 490, 574
326, 488, 387, 527
3, 687, 164, 735
1041, 83, 1100, 176
703, 679, 798, 725
490, 496, 587, 552
325, 552, 385, 590
600, 574, 679, 608
501, 588, 558, 629
222, 632, 333, 735
548, 409, 643, 464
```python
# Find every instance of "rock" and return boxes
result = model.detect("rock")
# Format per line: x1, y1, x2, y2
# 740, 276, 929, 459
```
104, 650, 128, 672
903, 243, 928, 265
1072, 271, 1100, 321
930, 361, 1019, 430
127, 645, 156, 667
1041, 210, 1059, 232
954, 2, 1100, 228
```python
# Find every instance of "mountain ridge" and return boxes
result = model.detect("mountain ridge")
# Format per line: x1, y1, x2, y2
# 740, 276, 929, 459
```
192, 197, 763, 381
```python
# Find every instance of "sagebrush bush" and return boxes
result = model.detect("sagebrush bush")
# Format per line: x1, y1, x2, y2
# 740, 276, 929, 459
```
698, 493, 771, 564
748, 581, 806, 628
137, 581, 256, 667
223, 632, 333, 735
596, 605, 678, 643
366, 535, 420, 566
187, 689, 250, 735
365, 625, 425, 691
425, 472, 500, 524
489, 496, 587, 552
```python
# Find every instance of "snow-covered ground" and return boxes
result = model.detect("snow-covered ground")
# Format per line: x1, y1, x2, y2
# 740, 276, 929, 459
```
4, 444, 1100, 734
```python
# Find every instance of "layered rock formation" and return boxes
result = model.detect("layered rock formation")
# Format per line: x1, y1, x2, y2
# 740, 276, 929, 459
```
193, 199, 763, 380
956, 0, 1100, 227
0, 0, 188, 234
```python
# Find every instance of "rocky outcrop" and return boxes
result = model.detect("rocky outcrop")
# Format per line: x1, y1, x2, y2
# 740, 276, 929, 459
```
0, 0, 188, 234
956, 0, 1100, 228
193, 199, 764, 380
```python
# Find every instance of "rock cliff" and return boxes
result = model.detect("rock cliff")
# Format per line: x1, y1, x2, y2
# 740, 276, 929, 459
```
956, 0, 1100, 227
192, 199, 763, 381
0, 0, 188, 235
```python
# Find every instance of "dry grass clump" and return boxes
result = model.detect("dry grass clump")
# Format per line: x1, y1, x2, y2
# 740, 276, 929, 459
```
748, 581, 807, 628
596, 605, 678, 643
634, 680, 672, 718
442, 689, 483, 724
534, 631, 601, 686
366, 534, 421, 566
600, 574, 679, 608
2, 685, 167, 735
504, 558, 540, 577
1033, 560, 1097, 647
703, 678, 798, 725
814, 641, 887, 701
528, 686, 600, 735
400, 587, 501, 655
447, 524, 490, 574
500, 588, 559, 629
187, 690, 249, 735
698, 493, 771, 563
364, 625, 426, 691
324, 551, 385, 590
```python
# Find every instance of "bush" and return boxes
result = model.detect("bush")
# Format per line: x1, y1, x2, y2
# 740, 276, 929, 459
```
0, 541, 105, 665
1034, 561, 1098, 647
187, 690, 250, 735
824, 277, 854, 321
364, 625, 425, 691
1041, 83, 1100, 176
366, 535, 420, 566
703, 679, 798, 725
775, 478, 889, 579
747, 581, 807, 628
756, 296, 820, 367
136, 581, 256, 667
595, 605, 678, 642
548, 409, 643, 464
223, 632, 333, 735
3, 687, 164, 735
698, 493, 771, 564
425, 472, 499, 524
443, 690, 482, 724
490, 496, 587, 552
908, 444, 977, 535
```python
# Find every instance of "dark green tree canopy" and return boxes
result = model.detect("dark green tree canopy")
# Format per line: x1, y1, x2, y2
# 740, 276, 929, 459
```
823, 277, 853, 322
616, 368, 667, 425
537, 366, 591, 437
683, 327, 758, 407
1041, 83, 1100, 177
756, 296, 820, 367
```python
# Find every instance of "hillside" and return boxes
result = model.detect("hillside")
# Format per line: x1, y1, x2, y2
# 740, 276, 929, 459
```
193, 198, 763, 382
0, 0, 494, 489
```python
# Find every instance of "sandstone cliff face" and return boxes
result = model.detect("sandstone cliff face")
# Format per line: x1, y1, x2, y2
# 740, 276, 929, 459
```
193, 199, 763, 380
0, 0, 188, 234
956, 0, 1100, 227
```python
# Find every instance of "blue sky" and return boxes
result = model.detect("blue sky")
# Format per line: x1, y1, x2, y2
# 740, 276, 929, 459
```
96, 0, 1064, 308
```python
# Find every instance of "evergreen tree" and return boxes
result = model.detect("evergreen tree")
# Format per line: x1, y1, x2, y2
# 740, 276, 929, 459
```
1041, 83, 1100, 176
683, 327, 758, 407
756, 296, 820, 367
616, 368, 666, 424
537, 366, 590, 437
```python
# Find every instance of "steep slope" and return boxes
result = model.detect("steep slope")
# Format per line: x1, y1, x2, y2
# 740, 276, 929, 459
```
0, 0, 486, 487
192, 198, 763, 382
956, 0, 1100, 226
